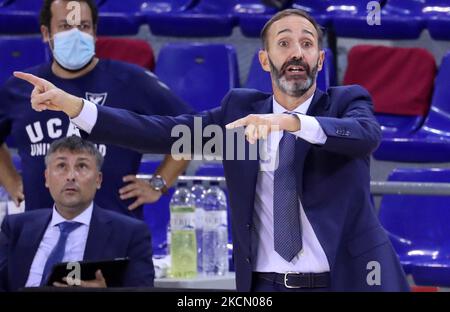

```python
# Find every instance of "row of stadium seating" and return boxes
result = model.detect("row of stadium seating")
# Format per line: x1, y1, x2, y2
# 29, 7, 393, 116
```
380, 167, 450, 288
0, 36, 336, 110
345, 45, 450, 163
1, 0, 450, 39
157, 43, 450, 164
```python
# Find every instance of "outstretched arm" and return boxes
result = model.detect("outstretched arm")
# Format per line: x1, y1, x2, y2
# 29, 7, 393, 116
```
13, 72, 84, 118
14, 71, 222, 156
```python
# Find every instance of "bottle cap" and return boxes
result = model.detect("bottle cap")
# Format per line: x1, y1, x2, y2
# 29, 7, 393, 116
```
177, 181, 188, 187
209, 180, 220, 186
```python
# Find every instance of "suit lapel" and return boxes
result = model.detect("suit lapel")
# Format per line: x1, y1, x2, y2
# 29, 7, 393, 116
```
83, 206, 112, 261
15, 211, 52, 289
251, 95, 273, 115
294, 89, 328, 199
234, 96, 273, 222
306, 88, 328, 117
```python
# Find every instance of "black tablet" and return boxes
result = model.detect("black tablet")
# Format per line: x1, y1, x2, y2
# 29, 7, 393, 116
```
46, 257, 129, 287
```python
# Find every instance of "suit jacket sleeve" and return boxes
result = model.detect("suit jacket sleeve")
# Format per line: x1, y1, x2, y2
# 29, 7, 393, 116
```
122, 221, 155, 287
315, 85, 382, 158
83, 104, 224, 155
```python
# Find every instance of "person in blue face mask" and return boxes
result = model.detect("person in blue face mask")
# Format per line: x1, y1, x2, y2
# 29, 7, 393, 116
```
40, 0, 98, 75
0, 0, 193, 220
52, 27, 95, 71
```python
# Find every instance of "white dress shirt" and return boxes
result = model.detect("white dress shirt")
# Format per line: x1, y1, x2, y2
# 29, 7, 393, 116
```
253, 95, 330, 273
72, 99, 98, 133
25, 203, 93, 287
72, 96, 330, 273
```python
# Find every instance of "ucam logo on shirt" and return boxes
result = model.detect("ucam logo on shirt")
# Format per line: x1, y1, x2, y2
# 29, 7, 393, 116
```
25, 119, 106, 157
86, 92, 108, 106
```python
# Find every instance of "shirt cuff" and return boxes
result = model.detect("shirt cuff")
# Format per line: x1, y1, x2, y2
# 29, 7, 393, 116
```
289, 113, 327, 145
70, 99, 98, 134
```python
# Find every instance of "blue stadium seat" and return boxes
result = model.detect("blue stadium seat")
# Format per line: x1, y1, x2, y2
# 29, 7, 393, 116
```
244, 51, 272, 92
0, 0, 41, 34
344, 45, 436, 141
145, 0, 237, 37
139, 159, 174, 256
291, 0, 331, 28
422, 0, 450, 40
329, 0, 425, 39
142, 0, 195, 14
237, 0, 330, 38
379, 168, 450, 286
374, 52, 450, 162
234, 0, 280, 38
0, 36, 50, 85
0, 0, 111, 35
374, 114, 424, 137
96, 37, 155, 71
155, 43, 240, 112
0, 36, 50, 149
96, 0, 145, 35
245, 48, 336, 93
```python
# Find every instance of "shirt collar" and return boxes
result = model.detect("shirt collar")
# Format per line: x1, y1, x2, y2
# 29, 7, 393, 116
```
50, 202, 94, 227
272, 93, 314, 115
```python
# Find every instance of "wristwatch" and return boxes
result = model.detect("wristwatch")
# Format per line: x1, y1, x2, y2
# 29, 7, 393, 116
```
149, 175, 168, 194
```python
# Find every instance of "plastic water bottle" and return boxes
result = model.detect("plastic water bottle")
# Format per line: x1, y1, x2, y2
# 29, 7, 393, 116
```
191, 180, 206, 273
169, 182, 197, 278
202, 182, 229, 276
166, 224, 171, 256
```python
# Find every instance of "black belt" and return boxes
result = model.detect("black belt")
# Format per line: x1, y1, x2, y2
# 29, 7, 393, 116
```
254, 272, 330, 289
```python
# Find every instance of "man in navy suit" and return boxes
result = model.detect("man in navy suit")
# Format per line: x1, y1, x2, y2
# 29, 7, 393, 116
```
14, 9, 408, 291
0, 136, 154, 291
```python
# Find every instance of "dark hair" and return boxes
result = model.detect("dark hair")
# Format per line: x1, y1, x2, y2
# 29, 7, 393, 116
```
45, 136, 104, 170
260, 8, 324, 50
40, 0, 98, 29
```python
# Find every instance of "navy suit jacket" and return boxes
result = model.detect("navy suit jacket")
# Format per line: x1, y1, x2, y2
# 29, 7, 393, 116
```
80, 85, 409, 291
0, 205, 154, 292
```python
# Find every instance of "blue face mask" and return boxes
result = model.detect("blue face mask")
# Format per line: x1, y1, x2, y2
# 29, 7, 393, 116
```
52, 28, 95, 71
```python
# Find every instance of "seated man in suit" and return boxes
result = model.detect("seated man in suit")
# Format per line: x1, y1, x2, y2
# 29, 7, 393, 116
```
14, 9, 409, 292
0, 136, 154, 291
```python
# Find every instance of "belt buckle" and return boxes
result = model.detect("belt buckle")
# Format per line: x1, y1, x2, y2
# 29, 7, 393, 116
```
283, 272, 304, 289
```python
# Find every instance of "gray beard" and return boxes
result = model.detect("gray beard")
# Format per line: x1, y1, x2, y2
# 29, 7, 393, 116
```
269, 57, 318, 97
